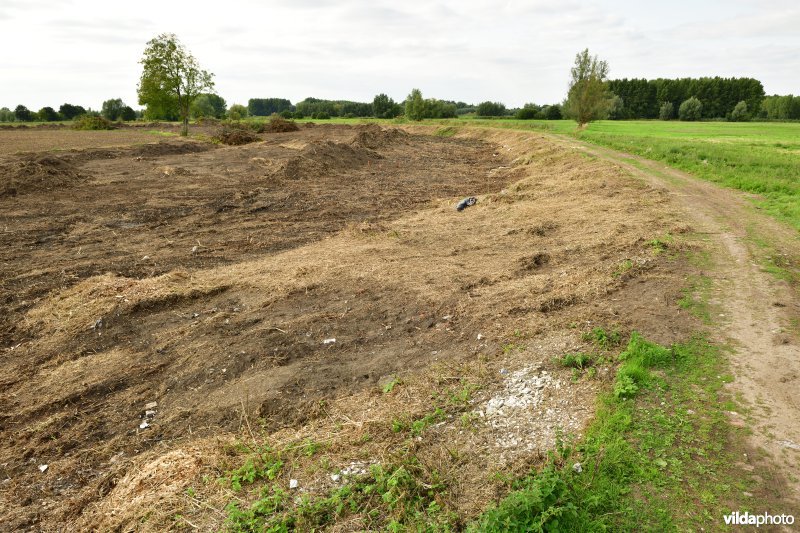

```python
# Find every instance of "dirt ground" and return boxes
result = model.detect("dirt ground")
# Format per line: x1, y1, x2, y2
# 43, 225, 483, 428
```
1, 123, 703, 530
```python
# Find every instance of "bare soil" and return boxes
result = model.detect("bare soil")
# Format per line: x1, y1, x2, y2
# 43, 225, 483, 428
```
1, 124, 702, 530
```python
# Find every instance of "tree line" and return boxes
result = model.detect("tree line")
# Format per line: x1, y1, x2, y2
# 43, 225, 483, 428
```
605, 77, 765, 120
2, 36, 796, 127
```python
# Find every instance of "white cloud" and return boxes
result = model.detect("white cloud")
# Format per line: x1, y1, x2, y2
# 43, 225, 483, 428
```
0, 0, 796, 110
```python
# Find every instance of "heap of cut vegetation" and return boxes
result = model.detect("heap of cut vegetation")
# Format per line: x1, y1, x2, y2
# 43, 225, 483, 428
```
71, 115, 115, 131
214, 123, 259, 145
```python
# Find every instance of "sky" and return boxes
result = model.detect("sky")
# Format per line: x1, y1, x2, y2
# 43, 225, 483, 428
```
1, 0, 798, 111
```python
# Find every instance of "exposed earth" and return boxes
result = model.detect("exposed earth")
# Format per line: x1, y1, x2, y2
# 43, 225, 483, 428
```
0, 123, 796, 530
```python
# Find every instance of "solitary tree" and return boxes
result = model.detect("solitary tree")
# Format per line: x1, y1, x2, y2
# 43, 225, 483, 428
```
14, 105, 33, 122
101, 98, 126, 121
659, 102, 674, 120
730, 100, 749, 121
38, 106, 60, 121
678, 97, 703, 121
138, 33, 214, 136
405, 89, 425, 121
563, 49, 611, 127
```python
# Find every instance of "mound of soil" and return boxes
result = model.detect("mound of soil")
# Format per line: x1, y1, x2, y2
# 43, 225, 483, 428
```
276, 140, 381, 179
0, 154, 85, 197
351, 124, 409, 150
130, 141, 214, 158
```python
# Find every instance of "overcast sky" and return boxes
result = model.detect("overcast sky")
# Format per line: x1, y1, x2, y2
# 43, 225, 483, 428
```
1, 0, 798, 111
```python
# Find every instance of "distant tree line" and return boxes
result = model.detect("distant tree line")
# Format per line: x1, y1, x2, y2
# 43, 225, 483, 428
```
759, 95, 800, 120
0, 100, 138, 123
605, 77, 765, 120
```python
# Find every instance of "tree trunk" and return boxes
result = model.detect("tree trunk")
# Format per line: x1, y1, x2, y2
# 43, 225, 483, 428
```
181, 116, 189, 137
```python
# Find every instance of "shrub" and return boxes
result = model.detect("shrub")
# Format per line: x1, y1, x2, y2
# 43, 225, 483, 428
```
312, 111, 330, 120
515, 107, 538, 119
659, 102, 674, 120
227, 104, 248, 120
72, 115, 115, 130
279, 110, 294, 119
678, 97, 702, 121
730, 100, 749, 122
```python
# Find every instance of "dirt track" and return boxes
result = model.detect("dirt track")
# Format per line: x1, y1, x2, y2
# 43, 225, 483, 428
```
555, 134, 800, 505
0, 123, 755, 529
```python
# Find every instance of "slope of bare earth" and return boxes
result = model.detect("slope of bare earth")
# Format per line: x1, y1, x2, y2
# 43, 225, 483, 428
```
0, 124, 700, 530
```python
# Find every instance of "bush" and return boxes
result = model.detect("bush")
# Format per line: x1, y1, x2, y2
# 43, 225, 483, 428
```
515, 107, 538, 120
228, 104, 248, 121
312, 111, 330, 120
279, 110, 294, 119
72, 115, 115, 130
730, 100, 749, 122
678, 97, 703, 121
659, 102, 674, 120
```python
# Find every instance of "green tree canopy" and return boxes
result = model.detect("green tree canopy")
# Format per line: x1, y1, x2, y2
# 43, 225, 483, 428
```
678, 97, 703, 121
248, 98, 293, 116
227, 104, 248, 120
730, 100, 749, 121
14, 105, 33, 122
101, 98, 126, 121
405, 89, 425, 121
476, 101, 507, 116
38, 106, 60, 121
373, 93, 401, 118
138, 33, 214, 135
59, 103, 86, 120
191, 93, 227, 118
563, 48, 611, 126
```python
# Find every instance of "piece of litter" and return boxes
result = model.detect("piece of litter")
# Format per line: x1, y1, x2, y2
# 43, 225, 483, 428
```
499, 368, 508, 375
142, 255, 150, 260
145, 410, 156, 418
139, 421, 150, 430
145, 401, 158, 410
477, 333, 484, 340
322, 338, 336, 344
38, 464, 48, 473
330, 474, 341, 482
191, 245, 199, 254
289, 479, 299, 489
572, 462, 582, 474
456, 196, 478, 211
